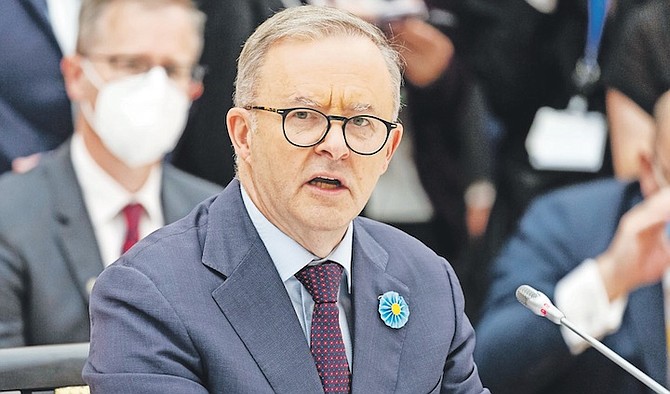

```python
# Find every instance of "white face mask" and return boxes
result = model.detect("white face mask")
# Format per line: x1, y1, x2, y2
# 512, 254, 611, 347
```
81, 61, 191, 168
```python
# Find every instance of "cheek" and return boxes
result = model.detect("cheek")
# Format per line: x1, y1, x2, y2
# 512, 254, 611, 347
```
249, 138, 298, 186
353, 159, 387, 192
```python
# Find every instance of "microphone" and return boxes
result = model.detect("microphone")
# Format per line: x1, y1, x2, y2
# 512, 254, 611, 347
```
516, 285, 670, 394
515, 284, 564, 324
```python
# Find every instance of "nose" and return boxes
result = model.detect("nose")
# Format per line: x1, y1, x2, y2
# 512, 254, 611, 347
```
314, 121, 350, 160
147, 65, 169, 78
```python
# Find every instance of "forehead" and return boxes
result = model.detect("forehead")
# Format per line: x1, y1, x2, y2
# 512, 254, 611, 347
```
257, 35, 395, 115
91, 2, 199, 62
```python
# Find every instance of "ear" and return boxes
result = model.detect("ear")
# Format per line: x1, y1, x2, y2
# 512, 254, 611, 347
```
380, 123, 403, 173
188, 81, 204, 101
226, 107, 253, 163
61, 55, 88, 102
639, 147, 658, 198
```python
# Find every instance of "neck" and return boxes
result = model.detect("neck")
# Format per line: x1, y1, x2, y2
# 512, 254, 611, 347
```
238, 173, 348, 259
79, 126, 155, 193
295, 231, 345, 259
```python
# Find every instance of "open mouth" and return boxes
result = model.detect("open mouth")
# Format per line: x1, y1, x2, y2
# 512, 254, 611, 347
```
309, 176, 342, 190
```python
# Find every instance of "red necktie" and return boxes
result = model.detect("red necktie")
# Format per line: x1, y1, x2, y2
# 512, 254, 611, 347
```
121, 203, 143, 253
295, 262, 351, 394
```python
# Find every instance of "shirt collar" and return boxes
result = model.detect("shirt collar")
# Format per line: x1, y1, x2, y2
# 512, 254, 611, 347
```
70, 133, 164, 228
240, 183, 353, 291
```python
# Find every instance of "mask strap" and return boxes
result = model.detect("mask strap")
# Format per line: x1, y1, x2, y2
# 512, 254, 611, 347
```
80, 59, 105, 90
79, 98, 98, 131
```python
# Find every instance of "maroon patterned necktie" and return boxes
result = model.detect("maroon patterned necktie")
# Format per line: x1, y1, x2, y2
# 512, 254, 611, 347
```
121, 203, 143, 253
295, 262, 351, 393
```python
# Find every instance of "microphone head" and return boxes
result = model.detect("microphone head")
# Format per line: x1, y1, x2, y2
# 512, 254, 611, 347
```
515, 284, 565, 324
515, 284, 538, 307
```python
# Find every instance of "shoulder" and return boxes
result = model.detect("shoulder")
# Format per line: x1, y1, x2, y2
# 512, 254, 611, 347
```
122, 196, 214, 269
163, 164, 222, 197
354, 216, 439, 259
525, 178, 632, 221
0, 157, 55, 219
353, 216, 456, 287
506, 178, 635, 266
107, 180, 243, 281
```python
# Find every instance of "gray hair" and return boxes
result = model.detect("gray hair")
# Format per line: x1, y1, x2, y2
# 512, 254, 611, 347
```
76, 0, 206, 57
233, 5, 403, 117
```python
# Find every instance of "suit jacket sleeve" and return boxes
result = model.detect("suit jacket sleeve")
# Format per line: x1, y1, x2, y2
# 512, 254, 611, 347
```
440, 260, 490, 393
83, 264, 208, 393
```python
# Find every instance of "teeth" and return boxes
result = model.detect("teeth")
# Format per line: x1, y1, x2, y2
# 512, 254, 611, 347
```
310, 177, 341, 189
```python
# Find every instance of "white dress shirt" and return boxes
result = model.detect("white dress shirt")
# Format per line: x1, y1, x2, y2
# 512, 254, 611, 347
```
70, 134, 164, 267
554, 258, 666, 355
45, 0, 81, 56
240, 185, 353, 367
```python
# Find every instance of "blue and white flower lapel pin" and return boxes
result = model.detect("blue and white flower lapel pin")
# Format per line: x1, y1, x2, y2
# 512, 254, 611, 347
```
378, 291, 409, 329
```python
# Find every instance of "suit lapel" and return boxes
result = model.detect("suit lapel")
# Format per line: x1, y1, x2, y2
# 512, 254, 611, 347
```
350, 221, 410, 393
202, 181, 324, 393
628, 283, 666, 385
48, 145, 104, 302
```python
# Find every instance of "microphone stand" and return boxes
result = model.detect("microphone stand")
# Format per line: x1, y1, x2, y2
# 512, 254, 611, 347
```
560, 317, 670, 394
516, 285, 670, 394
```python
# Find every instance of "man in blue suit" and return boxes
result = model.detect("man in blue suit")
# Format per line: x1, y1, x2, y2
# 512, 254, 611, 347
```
474, 90, 670, 392
83, 5, 488, 393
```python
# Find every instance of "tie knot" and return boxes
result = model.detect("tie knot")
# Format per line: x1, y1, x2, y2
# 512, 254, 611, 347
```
295, 262, 343, 304
122, 203, 144, 228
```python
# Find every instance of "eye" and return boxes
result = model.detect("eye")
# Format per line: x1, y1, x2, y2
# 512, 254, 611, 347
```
293, 110, 313, 120
115, 57, 148, 74
350, 116, 371, 127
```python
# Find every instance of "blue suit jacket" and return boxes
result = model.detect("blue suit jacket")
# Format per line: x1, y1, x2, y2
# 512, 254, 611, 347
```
83, 179, 489, 393
0, 0, 73, 174
474, 179, 666, 393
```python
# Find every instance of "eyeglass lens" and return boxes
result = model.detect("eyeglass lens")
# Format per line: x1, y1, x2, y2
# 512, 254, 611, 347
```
283, 108, 389, 154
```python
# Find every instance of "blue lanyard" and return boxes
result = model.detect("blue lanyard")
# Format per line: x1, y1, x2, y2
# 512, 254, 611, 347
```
574, 0, 609, 90
584, 0, 609, 68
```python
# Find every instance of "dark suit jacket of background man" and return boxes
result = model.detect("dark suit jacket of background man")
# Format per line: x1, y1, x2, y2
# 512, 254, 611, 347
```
84, 179, 487, 393
0, 143, 221, 347
474, 179, 666, 393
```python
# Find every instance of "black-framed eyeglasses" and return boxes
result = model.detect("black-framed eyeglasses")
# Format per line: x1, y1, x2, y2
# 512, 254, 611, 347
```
83, 53, 206, 84
245, 106, 398, 156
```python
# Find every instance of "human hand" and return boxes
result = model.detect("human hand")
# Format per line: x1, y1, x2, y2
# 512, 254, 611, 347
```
464, 181, 495, 238
466, 205, 491, 238
11, 153, 42, 173
388, 18, 454, 87
596, 188, 670, 300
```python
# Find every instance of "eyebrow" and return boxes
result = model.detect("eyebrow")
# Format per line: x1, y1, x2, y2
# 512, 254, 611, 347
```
351, 103, 372, 112
290, 96, 375, 113
292, 96, 320, 107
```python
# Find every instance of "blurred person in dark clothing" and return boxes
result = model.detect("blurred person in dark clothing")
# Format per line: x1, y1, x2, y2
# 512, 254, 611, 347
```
171, 0, 284, 186
603, 0, 670, 179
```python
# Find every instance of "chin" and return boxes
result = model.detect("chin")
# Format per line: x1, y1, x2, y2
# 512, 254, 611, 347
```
304, 210, 352, 231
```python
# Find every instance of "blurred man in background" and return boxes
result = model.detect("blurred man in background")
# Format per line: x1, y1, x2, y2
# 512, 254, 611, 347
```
0, 0, 220, 348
